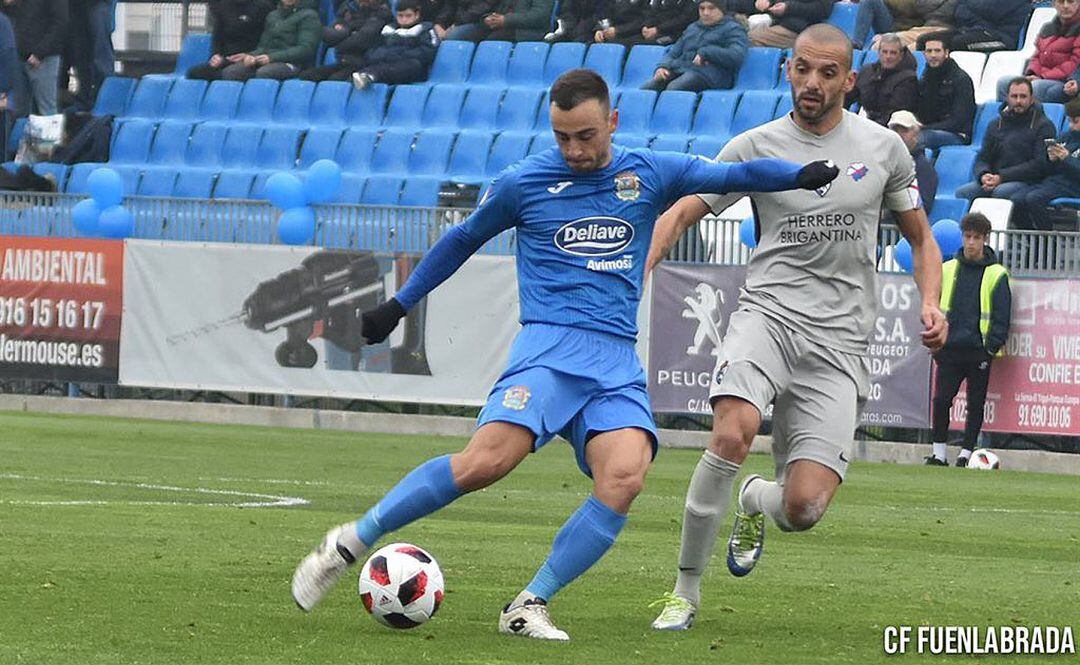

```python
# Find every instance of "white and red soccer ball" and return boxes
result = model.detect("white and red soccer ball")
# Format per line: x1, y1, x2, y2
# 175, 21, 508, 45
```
967, 448, 1002, 470
359, 543, 444, 629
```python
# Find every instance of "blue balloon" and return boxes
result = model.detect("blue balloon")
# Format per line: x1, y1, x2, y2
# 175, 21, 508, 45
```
932, 218, 963, 259
305, 159, 342, 204
72, 199, 101, 236
265, 172, 306, 210
739, 217, 758, 248
894, 238, 914, 272
278, 207, 316, 245
87, 168, 123, 207
98, 205, 134, 238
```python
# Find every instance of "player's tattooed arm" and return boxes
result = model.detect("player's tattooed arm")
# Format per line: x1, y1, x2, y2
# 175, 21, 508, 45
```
646, 196, 711, 273
896, 207, 947, 352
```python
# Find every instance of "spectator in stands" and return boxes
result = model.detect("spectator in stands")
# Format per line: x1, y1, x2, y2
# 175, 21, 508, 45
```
1068, 63, 1080, 99
593, 0, 651, 47
852, 0, 958, 51
640, 0, 701, 46
442, 1, 499, 41
299, 0, 392, 81
956, 77, 1058, 202
213, 0, 321, 81
1014, 99, 1080, 230
66, 0, 117, 111
725, 0, 833, 49
995, 0, 1080, 104
444, 0, 555, 41
352, 1, 439, 89
545, 0, 608, 43
846, 33, 918, 126
888, 110, 938, 214
925, 0, 1029, 53
418, 1, 451, 39
0, 12, 16, 112
915, 35, 975, 150
643, 0, 748, 92
2, 0, 68, 116
926, 212, 1011, 468
188, 0, 274, 81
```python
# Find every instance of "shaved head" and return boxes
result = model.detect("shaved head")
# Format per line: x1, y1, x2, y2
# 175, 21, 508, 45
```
786, 23, 857, 134
793, 24, 854, 72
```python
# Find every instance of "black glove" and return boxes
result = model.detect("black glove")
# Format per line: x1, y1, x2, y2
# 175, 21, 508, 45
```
361, 297, 406, 344
796, 160, 839, 190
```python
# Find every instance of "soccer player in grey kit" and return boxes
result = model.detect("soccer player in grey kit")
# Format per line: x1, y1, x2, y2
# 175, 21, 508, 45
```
648, 24, 949, 631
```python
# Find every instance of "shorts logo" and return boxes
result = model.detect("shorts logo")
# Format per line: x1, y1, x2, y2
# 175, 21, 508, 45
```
614, 171, 641, 201
502, 386, 531, 411
847, 162, 869, 181
554, 216, 635, 256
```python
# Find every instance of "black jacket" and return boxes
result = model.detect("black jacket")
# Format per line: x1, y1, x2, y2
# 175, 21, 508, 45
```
558, 0, 609, 23
207, 0, 274, 57
416, 0, 448, 26
916, 57, 975, 140
327, 0, 392, 63
644, 0, 698, 42
975, 101, 1058, 183
942, 247, 1011, 356
601, 0, 650, 39
366, 20, 439, 70
2, 0, 68, 60
443, 0, 498, 26
728, 0, 833, 34
953, 0, 1029, 52
847, 49, 918, 126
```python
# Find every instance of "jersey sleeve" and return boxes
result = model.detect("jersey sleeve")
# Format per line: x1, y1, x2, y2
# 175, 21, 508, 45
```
697, 137, 749, 215
394, 170, 520, 310
652, 144, 804, 207
882, 132, 920, 213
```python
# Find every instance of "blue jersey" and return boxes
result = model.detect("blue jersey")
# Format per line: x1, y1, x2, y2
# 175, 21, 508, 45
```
395, 146, 806, 340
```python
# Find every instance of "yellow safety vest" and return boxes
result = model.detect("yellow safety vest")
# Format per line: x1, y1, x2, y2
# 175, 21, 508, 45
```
940, 258, 1009, 357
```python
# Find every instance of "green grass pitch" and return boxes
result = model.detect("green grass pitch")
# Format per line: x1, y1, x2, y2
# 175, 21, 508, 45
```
1, 411, 1076, 664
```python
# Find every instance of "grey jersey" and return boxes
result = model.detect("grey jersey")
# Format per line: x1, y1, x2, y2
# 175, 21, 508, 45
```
699, 111, 919, 354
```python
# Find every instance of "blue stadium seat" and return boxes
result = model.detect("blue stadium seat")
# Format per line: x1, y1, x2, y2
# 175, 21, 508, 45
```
186, 122, 229, 167
322, 47, 336, 66
213, 171, 256, 199
774, 93, 794, 118
851, 49, 866, 70
65, 163, 106, 195
429, 41, 476, 84
126, 77, 173, 118
233, 79, 280, 124
199, 80, 243, 120
110, 119, 157, 164
173, 170, 217, 198
336, 173, 366, 204
409, 130, 456, 175
583, 43, 625, 87
113, 166, 142, 196
1043, 103, 1065, 131
422, 84, 468, 128
336, 128, 379, 173
929, 197, 970, 222
173, 34, 212, 76
361, 175, 404, 205
459, 86, 503, 130
468, 41, 513, 85
543, 42, 586, 85
650, 90, 697, 136
735, 48, 782, 90
148, 120, 195, 165
369, 129, 415, 174
529, 132, 556, 154
650, 135, 689, 153
399, 176, 443, 207
273, 79, 315, 125
256, 127, 302, 170
497, 88, 544, 131
220, 125, 264, 169
162, 77, 207, 120
299, 127, 343, 168
137, 168, 179, 196
731, 90, 779, 135
826, 1, 859, 39
934, 146, 977, 197
534, 90, 552, 130
309, 81, 351, 126
250, 171, 272, 199
32, 163, 69, 190
971, 102, 999, 144
620, 45, 667, 90
382, 84, 431, 128
614, 134, 649, 148
447, 130, 495, 181
486, 132, 531, 177
345, 83, 389, 126
688, 135, 724, 158
93, 77, 135, 116
615, 89, 657, 136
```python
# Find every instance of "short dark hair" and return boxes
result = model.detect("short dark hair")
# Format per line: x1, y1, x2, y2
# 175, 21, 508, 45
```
1066, 98, 1080, 119
550, 69, 611, 112
396, 0, 420, 13
922, 36, 948, 51
699, 0, 726, 9
960, 212, 992, 237
1006, 76, 1033, 95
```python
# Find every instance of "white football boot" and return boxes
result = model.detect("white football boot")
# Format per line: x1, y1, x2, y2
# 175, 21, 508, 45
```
727, 474, 766, 577
292, 524, 362, 611
650, 592, 697, 631
498, 596, 570, 641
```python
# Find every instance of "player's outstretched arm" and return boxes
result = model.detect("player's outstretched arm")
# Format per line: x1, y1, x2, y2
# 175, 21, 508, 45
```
896, 207, 947, 352
646, 196, 711, 274
725, 158, 840, 193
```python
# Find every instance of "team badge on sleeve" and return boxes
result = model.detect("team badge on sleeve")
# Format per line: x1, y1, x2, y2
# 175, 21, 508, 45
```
502, 386, 532, 411
614, 171, 641, 201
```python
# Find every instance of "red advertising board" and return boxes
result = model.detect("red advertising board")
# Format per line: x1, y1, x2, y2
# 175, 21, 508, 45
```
0, 235, 123, 383
944, 279, 1079, 436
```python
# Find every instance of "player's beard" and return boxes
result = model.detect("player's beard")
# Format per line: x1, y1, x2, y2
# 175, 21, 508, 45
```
794, 91, 837, 125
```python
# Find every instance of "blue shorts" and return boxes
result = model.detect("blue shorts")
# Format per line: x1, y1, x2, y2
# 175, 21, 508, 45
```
477, 323, 658, 477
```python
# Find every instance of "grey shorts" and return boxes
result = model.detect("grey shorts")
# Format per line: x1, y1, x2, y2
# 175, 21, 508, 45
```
708, 309, 870, 481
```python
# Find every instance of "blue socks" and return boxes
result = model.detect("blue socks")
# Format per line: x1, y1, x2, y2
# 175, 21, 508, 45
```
526, 495, 628, 601
353, 455, 462, 549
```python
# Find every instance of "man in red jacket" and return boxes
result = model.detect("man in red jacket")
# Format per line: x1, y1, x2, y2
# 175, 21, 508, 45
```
995, 0, 1080, 103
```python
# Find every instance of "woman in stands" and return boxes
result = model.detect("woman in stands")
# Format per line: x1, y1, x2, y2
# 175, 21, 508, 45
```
999, 0, 1080, 104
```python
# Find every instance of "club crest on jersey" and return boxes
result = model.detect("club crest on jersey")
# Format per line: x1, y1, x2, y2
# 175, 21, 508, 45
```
847, 162, 869, 181
614, 171, 641, 201
502, 386, 531, 411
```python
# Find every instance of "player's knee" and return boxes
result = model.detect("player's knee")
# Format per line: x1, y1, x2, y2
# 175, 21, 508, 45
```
595, 465, 646, 503
781, 493, 828, 532
708, 430, 751, 460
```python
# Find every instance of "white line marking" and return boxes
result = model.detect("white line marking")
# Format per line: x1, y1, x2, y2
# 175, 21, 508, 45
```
882, 504, 1080, 517
198, 476, 330, 487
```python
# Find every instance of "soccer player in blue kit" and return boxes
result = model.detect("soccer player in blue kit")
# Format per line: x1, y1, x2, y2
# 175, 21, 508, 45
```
292, 69, 839, 640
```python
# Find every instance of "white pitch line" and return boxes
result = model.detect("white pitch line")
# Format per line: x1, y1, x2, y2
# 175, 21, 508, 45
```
881, 504, 1080, 517
198, 476, 331, 487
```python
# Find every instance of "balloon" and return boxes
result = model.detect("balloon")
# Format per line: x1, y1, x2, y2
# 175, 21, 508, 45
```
87, 168, 123, 207
72, 199, 101, 236
98, 205, 134, 238
278, 206, 316, 245
932, 218, 963, 259
739, 216, 758, 248
894, 238, 914, 272
265, 172, 306, 210
305, 159, 342, 204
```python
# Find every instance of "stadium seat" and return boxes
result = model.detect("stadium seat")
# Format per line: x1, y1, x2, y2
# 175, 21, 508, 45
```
172, 34, 212, 76
322, 46, 336, 66
529, 132, 556, 154
256, 127, 302, 170
447, 130, 495, 181
199, 80, 243, 120
951, 51, 987, 90
929, 196, 970, 222
615, 89, 657, 136
110, 118, 157, 164
485, 132, 531, 177
299, 127, 344, 168
691, 90, 740, 137
369, 128, 415, 174
422, 84, 469, 128
543, 42, 587, 85
774, 93, 794, 119
976, 51, 1027, 103
735, 47, 782, 90
620, 45, 667, 90
113, 166, 142, 196
650, 90, 697, 136
137, 168, 179, 196
336, 128, 379, 173
534, 90, 553, 130
971, 102, 999, 144
506, 42, 550, 87
934, 146, 977, 196
308, 81, 351, 126
688, 135, 724, 158
148, 120, 195, 165
382, 84, 431, 128
408, 130, 456, 175
429, 40, 476, 84
186, 122, 230, 167
731, 90, 779, 135
220, 125, 264, 169
583, 43, 625, 88
65, 163, 106, 195
1043, 103, 1065, 131
213, 171, 256, 199
345, 83, 390, 126
93, 77, 135, 116
233, 79, 281, 124
399, 176, 443, 207
172, 170, 217, 198
1021, 7, 1056, 54
250, 171, 272, 199
826, 1, 859, 39
335, 173, 366, 204
5, 117, 25, 160
162, 77, 207, 120
361, 175, 404, 205
125, 77, 173, 118
496, 88, 544, 131
468, 41, 513, 85
32, 162, 69, 190
614, 133, 649, 148
459, 86, 503, 130
272, 80, 315, 125
650, 135, 689, 153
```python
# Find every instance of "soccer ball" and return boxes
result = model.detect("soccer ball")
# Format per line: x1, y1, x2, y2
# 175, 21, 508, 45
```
967, 449, 1001, 470
358, 542, 444, 629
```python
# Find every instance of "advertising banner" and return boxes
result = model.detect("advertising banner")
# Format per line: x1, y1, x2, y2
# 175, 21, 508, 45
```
0, 235, 123, 382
